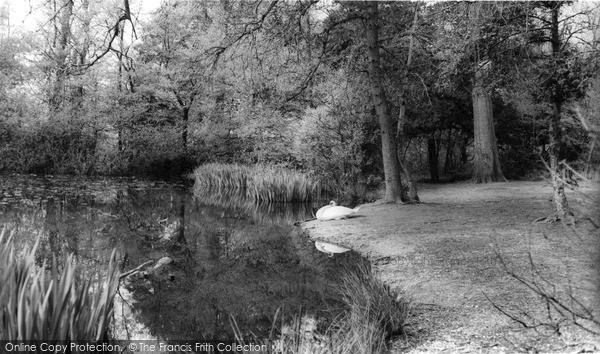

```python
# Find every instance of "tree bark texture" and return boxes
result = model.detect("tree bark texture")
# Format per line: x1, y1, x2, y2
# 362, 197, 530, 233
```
471, 63, 506, 183
366, 2, 405, 203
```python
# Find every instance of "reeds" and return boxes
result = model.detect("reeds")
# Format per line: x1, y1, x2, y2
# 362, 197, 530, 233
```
0, 227, 119, 341
193, 163, 316, 203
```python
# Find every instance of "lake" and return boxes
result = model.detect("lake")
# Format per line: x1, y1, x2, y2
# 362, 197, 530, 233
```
0, 174, 360, 345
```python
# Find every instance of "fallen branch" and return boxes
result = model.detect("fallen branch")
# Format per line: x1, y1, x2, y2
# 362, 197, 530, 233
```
119, 260, 153, 281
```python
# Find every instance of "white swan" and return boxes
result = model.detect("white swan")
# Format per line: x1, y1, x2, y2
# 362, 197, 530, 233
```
315, 201, 336, 220
319, 205, 361, 221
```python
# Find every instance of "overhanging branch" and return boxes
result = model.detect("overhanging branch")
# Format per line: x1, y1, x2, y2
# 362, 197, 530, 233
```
73, 0, 136, 71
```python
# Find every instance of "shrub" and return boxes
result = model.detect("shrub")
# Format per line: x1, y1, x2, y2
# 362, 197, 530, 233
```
291, 92, 372, 203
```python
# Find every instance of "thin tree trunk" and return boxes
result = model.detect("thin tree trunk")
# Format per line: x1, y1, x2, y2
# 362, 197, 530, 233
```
547, 3, 570, 221
397, 105, 419, 202
444, 127, 454, 173
471, 61, 506, 183
428, 136, 439, 182
394, 2, 420, 202
182, 106, 189, 153
549, 103, 569, 217
366, 2, 406, 203
71, 0, 90, 109
50, 0, 73, 112
117, 20, 126, 154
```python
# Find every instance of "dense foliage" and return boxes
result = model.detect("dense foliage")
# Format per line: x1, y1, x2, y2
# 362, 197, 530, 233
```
0, 0, 598, 200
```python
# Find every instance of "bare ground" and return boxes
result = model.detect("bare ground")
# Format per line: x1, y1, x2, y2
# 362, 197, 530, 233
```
302, 181, 600, 353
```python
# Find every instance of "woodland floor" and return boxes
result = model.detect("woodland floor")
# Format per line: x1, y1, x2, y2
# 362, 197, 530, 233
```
302, 181, 600, 353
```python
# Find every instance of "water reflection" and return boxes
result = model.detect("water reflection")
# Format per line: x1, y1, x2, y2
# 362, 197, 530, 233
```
0, 175, 359, 345
193, 186, 314, 224
314, 241, 352, 257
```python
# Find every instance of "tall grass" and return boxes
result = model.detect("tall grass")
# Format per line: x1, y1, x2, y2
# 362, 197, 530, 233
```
230, 262, 411, 353
326, 262, 410, 353
0, 227, 120, 341
193, 163, 317, 203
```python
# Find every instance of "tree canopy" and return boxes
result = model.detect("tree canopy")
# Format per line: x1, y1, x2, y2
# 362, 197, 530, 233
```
0, 0, 598, 208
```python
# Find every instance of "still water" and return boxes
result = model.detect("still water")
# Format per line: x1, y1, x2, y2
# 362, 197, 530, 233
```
0, 175, 358, 344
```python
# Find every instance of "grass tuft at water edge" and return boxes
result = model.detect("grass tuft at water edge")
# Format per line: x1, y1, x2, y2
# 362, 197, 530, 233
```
193, 163, 316, 203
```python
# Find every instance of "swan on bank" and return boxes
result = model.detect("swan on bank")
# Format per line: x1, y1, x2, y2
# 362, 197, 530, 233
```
316, 201, 336, 220
317, 204, 360, 221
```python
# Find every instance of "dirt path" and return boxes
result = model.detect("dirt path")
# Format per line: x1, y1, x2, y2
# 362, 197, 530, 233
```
302, 181, 600, 353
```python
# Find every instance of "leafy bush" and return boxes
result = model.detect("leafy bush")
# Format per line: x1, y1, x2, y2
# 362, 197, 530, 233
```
293, 105, 370, 203
0, 120, 97, 174
0, 228, 119, 341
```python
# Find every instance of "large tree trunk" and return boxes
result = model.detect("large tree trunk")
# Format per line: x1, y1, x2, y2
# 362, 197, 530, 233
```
366, 2, 407, 203
471, 62, 506, 183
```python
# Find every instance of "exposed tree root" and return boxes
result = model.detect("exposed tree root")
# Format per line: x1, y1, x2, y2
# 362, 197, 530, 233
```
534, 211, 575, 225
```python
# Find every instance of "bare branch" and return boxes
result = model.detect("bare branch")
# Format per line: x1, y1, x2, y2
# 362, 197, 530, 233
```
210, 0, 279, 68
73, 0, 136, 70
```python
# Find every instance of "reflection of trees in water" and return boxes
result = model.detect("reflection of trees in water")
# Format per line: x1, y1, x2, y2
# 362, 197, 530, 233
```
0, 175, 367, 342
126, 195, 365, 340
193, 187, 314, 225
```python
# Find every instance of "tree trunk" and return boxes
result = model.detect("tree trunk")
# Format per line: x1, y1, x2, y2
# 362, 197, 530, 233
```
471, 62, 506, 183
547, 3, 570, 220
444, 128, 454, 173
70, 0, 90, 109
182, 106, 189, 153
366, 2, 406, 203
396, 101, 419, 201
549, 103, 569, 217
50, 0, 73, 112
394, 3, 420, 202
428, 136, 439, 182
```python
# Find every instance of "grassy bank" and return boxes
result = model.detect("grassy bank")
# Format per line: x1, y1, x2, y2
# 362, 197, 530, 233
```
0, 228, 120, 341
193, 163, 317, 203
232, 262, 411, 353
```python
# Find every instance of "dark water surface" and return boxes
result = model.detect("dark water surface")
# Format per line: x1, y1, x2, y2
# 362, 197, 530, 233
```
0, 174, 358, 343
